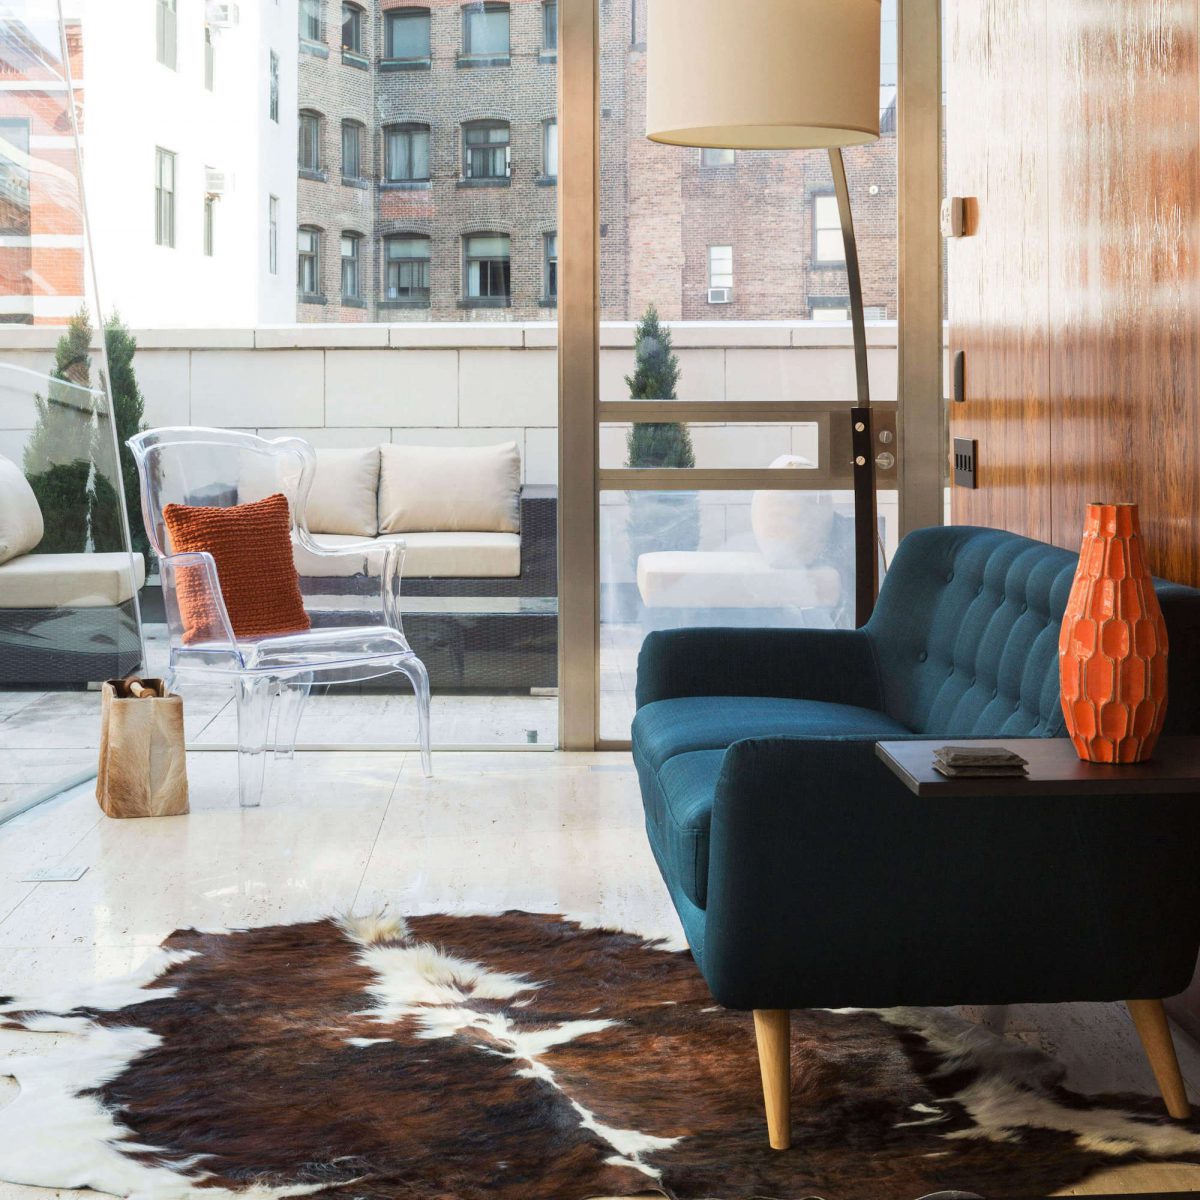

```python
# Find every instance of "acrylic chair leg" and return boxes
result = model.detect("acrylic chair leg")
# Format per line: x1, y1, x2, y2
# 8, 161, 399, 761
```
236, 675, 275, 809
398, 656, 433, 777
273, 674, 312, 761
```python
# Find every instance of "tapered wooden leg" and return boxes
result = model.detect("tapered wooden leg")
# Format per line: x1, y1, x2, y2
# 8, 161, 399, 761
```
753, 1009, 791, 1150
1127, 999, 1191, 1119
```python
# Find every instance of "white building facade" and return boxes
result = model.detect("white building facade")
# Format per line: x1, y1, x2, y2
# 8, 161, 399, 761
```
79, 0, 298, 327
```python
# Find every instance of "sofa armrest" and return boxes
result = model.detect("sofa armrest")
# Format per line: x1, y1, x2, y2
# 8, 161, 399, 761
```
635, 627, 883, 710
519, 485, 557, 595
699, 736, 1200, 1011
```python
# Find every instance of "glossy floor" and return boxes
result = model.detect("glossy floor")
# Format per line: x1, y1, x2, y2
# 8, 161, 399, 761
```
1, 751, 1200, 1197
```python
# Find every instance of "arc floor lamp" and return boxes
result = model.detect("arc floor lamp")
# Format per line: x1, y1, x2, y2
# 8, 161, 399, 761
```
645, 0, 883, 624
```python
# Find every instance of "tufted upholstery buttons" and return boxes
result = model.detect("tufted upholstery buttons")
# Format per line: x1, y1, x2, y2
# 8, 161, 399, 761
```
918, 651, 928, 663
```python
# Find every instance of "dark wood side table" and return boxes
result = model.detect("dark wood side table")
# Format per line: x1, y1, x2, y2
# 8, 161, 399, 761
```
876, 736, 1200, 798
875, 735, 1200, 1121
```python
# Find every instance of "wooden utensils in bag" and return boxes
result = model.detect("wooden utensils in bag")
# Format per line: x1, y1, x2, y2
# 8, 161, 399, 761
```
96, 679, 189, 818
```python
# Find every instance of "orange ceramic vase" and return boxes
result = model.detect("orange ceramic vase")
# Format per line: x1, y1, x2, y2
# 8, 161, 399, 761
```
1058, 503, 1168, 763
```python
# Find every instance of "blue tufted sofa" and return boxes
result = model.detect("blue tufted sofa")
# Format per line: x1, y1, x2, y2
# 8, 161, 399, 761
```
633, 525, 1200, 1146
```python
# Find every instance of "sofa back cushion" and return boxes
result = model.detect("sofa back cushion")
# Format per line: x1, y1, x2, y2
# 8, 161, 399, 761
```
868, 525, 1200, 739
0, 454, 44, 565
378, 442, 520, 534
306, 447, 380, 537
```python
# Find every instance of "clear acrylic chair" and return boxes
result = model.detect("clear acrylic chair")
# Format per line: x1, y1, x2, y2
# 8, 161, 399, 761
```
128, 427, 432, 807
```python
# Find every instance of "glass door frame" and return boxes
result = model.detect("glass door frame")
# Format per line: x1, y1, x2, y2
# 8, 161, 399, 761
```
556, 0, 944, 751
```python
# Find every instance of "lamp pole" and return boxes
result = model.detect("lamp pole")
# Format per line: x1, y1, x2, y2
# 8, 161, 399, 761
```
830, 147, 879, 627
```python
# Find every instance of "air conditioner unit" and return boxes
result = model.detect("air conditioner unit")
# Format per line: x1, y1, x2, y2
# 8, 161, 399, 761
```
205, 169, 229, 195
707, 287, 732, 305
207, 2, 239, 27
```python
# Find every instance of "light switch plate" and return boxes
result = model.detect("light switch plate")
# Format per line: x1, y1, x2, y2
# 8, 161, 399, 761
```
21, 865, 88, 883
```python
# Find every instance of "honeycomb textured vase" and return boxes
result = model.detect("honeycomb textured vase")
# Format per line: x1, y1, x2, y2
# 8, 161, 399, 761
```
1059, 503, 1168, 763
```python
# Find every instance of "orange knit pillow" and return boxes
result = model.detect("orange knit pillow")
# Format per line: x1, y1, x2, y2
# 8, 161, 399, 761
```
163, 493, 311, 645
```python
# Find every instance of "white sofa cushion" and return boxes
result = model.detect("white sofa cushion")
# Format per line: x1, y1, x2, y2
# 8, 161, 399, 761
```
0, 552, 146, 609
378, 442, 520, 535
637, 550, 840, 611
750, 455, 834, 569
293, 534, 371, 579
0, 454, 44, 565
306, 447, 380, 537
378, 532, 521, 579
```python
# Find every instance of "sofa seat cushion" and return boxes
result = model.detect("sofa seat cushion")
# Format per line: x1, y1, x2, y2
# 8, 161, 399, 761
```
637, 551, 841, 611
648, 749, 726, 910
632, 694, 911, 774
376, 532, 521, 579
0, 551, 146, 608
294, 535, 371, 579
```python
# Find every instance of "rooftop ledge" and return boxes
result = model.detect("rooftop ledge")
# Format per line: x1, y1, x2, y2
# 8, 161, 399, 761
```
0, 320, 903, 353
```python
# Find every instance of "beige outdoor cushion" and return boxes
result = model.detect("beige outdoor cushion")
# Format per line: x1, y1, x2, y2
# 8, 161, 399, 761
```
377, 532, 521, 579
750, 454, 834, 569
293, 534, 371, 579
306, 447, 380, 537
637, 550, 841, 611
0, 551, 146, 609
0, 454, 44, 565
378, 442, 520, 535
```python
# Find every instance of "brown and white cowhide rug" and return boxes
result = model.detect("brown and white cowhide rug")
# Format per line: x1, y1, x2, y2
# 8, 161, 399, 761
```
3, 912, 1200, 1200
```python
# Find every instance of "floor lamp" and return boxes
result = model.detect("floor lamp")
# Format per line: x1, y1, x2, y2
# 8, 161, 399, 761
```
645, 0, 883, 625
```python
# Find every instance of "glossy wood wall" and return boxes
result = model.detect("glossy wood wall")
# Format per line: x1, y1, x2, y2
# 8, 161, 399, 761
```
947, 0, 1200, 585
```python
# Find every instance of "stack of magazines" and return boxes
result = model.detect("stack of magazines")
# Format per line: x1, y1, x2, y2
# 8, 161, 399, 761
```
933, 746, 1029, 779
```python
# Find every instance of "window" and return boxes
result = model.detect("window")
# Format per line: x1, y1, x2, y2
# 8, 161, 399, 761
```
464, 233, 510, 302
385, 124, 430, 182
300, 0, 324, 43
204, 195, 215, 257
810, 297, 850, 321
812, 194, 845, 264
542, 119, 558, 179
341, 3, 363, 52
341, 233, 362, 301
385, 8, 431, 60
204, 25, 214, 89
298, 226, 321, 296
385, 235, 431, 303
708, 245, 733, 290
0, 119, 31, 236
701, 147, 735, 168
155, 147, 175, 248
463, 121, 510, 180
268, 195, 279, 274
462, 2, 509, 58
342, 121, 362, 179
543, 232, 557, 302
269, 51, 279, 122
543, 1, 557, 50
156, 0, 177, 69
299, 111, 322, 172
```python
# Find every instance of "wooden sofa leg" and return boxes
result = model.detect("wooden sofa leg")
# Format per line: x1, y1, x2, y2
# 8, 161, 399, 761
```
753, 1009, 791, 1150
1127, 999, 1191, 1119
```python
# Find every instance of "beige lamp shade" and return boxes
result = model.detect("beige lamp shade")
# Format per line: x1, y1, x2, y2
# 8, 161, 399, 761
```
646, 0, 882, 150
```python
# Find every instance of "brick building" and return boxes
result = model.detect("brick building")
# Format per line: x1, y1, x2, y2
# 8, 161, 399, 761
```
296, 0, 898, 324
0, 18, 86, 325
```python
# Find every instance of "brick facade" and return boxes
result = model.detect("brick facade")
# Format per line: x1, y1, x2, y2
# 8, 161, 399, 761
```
297, 0, 898, 324
0, 20, 86, 325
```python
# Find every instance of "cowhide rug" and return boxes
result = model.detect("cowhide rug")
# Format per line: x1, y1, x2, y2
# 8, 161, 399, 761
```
2, 913, 1200, 1200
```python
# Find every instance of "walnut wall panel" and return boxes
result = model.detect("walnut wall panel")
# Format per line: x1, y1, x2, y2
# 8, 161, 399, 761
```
948, 0, 1200, 587
946, 0, 1052, 543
